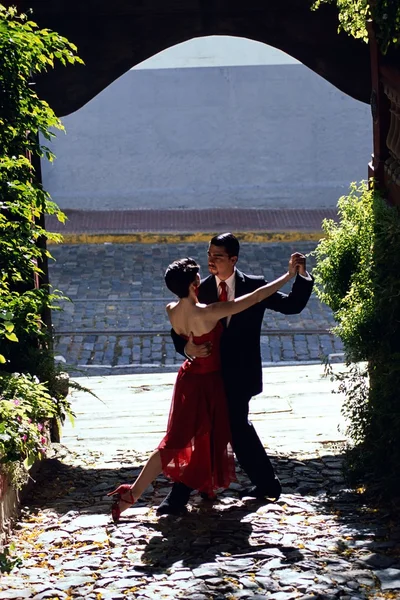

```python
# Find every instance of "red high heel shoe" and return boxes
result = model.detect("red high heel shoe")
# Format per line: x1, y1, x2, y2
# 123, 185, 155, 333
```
107, 484, 135, 524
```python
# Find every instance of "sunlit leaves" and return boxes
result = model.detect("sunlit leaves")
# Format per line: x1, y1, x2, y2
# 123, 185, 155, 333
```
312, 0, 400, 53
314, 181, 400, 363
0, 372, 56, 470
313, 182, 379, 362
314, 181, 400, 495
0, 4, 79, 361
0, 4, 79, 479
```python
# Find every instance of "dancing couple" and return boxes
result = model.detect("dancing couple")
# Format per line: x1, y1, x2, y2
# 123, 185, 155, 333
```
108, 233, 313, 522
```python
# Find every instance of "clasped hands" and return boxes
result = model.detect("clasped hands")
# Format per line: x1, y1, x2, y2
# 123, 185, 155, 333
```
288, 252, 307, 277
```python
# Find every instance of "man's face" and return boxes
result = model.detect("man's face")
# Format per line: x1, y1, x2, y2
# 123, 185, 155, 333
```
207, 244, 237, 280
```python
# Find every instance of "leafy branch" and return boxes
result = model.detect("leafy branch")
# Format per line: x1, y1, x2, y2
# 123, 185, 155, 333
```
312, 0, 400, 53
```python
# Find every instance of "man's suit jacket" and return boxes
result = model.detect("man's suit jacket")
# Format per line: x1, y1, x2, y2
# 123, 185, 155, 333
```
171, 268, 314, 399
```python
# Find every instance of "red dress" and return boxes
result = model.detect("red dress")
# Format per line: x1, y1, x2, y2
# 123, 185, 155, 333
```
158, 322, 236, 496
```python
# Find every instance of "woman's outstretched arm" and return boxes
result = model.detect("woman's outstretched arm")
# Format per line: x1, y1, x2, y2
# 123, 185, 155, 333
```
206, 270, 295, 320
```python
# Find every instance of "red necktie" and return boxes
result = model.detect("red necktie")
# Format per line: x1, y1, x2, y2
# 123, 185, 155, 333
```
219, 281, 228, 302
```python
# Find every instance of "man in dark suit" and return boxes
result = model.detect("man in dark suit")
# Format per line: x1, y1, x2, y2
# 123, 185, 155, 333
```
157, 233, 313, 514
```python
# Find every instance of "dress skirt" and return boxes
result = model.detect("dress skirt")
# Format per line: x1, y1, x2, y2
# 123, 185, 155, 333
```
158, 325, 235, 496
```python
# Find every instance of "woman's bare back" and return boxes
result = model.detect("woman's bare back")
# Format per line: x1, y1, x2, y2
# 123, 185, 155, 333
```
167, 301, 218, 337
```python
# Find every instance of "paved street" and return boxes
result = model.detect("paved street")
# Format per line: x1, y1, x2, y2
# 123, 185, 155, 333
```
49, 241, 343, 374
1, 365, 397, 599
60, 365, 348, 456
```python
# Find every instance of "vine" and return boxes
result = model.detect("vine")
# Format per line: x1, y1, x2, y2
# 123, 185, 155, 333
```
0, 4, 82, 485
312, 0, 400, 53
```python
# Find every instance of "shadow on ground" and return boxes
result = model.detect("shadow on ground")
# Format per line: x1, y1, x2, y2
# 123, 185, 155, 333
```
21, 450, 399, 573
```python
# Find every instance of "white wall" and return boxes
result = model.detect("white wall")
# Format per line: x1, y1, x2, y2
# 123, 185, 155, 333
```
41, 38, 371, 210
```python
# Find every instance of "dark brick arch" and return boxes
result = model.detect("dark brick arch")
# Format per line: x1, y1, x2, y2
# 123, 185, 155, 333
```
9, 0, 373, 116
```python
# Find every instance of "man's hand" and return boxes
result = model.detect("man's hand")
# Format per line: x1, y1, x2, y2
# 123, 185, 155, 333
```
185, 332, 212, 358
288, 252, 307, 277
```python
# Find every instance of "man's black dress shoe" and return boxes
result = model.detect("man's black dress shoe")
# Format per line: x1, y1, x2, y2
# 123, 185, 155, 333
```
156, 482, 192, 515
239, 477, 282, 502
200, 492, 216, 501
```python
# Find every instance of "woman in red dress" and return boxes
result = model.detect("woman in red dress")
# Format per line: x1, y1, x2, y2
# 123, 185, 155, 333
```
108, 257, 296, 522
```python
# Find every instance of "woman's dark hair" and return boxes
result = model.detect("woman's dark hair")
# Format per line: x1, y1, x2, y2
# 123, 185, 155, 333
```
164, 257, 200, 298
210, 232, 240, 258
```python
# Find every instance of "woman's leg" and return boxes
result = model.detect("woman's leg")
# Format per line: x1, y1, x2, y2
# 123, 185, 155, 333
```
131, 449, 162, 499
116, 449, 162, 513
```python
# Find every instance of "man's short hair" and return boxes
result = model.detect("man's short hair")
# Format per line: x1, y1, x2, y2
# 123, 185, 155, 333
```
164, 257, 200, 298
210, 233, 240, 258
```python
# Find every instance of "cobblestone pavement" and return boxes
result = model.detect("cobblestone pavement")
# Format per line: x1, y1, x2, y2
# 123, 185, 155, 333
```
49, 242, 343, 373
4, 446, 398, 600
1, 366, 399, 600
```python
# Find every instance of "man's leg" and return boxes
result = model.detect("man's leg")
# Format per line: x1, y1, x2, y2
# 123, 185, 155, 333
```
157, 437, 213, 514
228, 393, 281, 499
156, 481, 192, 515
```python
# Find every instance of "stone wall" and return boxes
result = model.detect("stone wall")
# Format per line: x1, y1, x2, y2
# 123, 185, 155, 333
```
0, 472, 18, 549
41, 63, 372, 211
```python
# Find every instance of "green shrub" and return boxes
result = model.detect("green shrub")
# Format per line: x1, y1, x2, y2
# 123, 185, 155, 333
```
314, 181, 400, 497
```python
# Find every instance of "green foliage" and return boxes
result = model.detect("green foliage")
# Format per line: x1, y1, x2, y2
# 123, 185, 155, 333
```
0, 543, 22, 573
314, 182, 400, 497
0, 4, 82, 481
324, 361, 370, 445
314, 182, 400, 363
313, 182, 377, 361
0, 368, 76, 486
0, 372, 56, 467
0, 4, 82, 366
312, 0, 400, 53
0, 311, 18, 351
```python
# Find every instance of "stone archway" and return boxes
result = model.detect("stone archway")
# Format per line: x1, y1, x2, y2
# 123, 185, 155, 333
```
10, 0, 372, 117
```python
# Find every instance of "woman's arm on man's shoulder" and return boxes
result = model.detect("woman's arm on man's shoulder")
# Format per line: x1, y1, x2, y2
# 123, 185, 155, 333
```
205, 270, 295, 320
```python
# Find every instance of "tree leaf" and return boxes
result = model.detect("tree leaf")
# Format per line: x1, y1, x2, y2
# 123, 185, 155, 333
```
5, 332, 18, 342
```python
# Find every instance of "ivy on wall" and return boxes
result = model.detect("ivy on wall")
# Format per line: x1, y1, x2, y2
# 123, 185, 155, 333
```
0, 4, 82, 483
